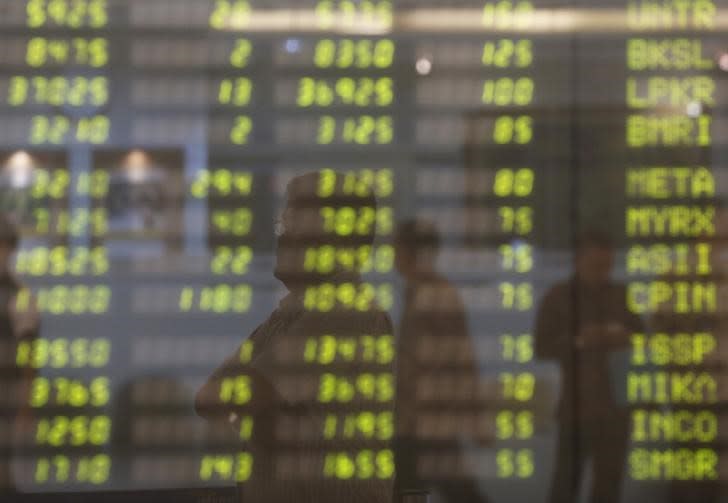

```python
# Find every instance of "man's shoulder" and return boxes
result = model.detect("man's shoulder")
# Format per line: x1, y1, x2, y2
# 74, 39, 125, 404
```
294, 304, 393, 334
412, 273, 464, 305
541, 280, 574, 301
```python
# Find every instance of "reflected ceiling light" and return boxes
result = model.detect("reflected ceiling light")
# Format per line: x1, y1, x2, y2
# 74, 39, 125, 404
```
416, 57, 433, 75
4, 150, 35, 188
217, 10, 392, 34
191, 7, 728, 34
5, 150, 33, 170
719, 53, 728, 72
686, 102, 703, 118
285, 38, 301, 53
122, 149, 151, 183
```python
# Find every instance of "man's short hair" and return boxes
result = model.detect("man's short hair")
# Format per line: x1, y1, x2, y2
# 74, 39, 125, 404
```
575, 230, 614, 254
285, 171, 379, 247
286, 171, 377, 211
395, 219, 441, 254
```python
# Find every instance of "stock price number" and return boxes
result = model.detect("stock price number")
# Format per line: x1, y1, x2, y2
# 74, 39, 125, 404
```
30, 376, 110, 408
219, 376, 251, 405
318, 168, 394, 199
323, 411, 393, 441
320, 206, 393, 236
499, 334, 533, 363
304, 334, 394, 365
229, 116, 253, 145
35, 454, 110, 485
76, 170, 110, 198
29, 115, 110, 145
499, 372, 535, 402
178, 284, 253, 314
499, 207, 533, 235
15, 285, 111, 315
482, 0, 534, 29
482, 39, 533, 68
323, 449, 394, 480
27, 37, 108, 68
199, 452, 253, 482
35, 415, 111, 447
303, 282, 394, 312
230, 39, 252, 68
191, 169, 253, 198
218, 78, 253, 107
492, 115, 533, 145
211, 208, 253, 237
15, 168, 70, 200
304, 244, 395, 275
493, 168, 534, 197
15, 246, 109, 277
318, 372, 394, 403
315, 0, 393, 29
16, 337, 111, 369
482, 77, 534, 106
8, 76, 108, 107
32, 208, 108, 237
211, 246, 253, 275
495, 411, 534, 440
297, 77, 393, 108
209, 0, 251, 29
496, 449, 534, 478
314, 39, 395, 69
499, 282, 533, 311
317, 115, 393, 145
499, 243, 533, 273
27, 0, 108, 28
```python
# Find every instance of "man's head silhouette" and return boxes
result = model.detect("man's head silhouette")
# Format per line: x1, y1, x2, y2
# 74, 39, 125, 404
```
575, 231, 615, 287
393, 218, 440, 280
273, 171, 378, 291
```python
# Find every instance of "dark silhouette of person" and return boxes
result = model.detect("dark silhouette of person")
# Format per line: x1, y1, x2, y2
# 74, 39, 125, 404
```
0, 214, 38, 496
195, 171, 394, 503
535, 232, 641, 503
393, 219, 487, 503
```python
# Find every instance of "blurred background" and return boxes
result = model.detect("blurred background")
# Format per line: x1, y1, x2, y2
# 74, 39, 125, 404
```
0, 1, 727, 501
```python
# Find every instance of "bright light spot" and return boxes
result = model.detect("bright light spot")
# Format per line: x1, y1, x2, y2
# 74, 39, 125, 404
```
285, 38, 301, 53
719, 53, 728, 72
686, 101, 702, 118
122, 149, 151, 183
4, 151, 35, 188
415, 57, 432, 75
5, 151, 33, 170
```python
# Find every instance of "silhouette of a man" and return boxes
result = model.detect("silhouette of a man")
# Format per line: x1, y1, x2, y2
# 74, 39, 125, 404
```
393, 219, 486, 503
0, 215, 38, 495
535, 232, 641, 503
196, 172, 394, 503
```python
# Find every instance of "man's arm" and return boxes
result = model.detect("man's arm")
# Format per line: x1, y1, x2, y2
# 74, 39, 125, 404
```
194, 349, 246, 421
195, 338, 282, 422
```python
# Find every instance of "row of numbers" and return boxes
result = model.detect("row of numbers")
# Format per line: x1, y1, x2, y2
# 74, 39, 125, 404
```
26, 37, 108, 68
27, 0, 108, 28
29, 114, 110, 145
8, 76, 108, 107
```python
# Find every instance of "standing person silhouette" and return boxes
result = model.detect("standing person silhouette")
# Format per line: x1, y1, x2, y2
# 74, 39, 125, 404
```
0, 214, 39, 496
393, 219, 487, 503
535, 232, 641, 503
196, 171, 395, 503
